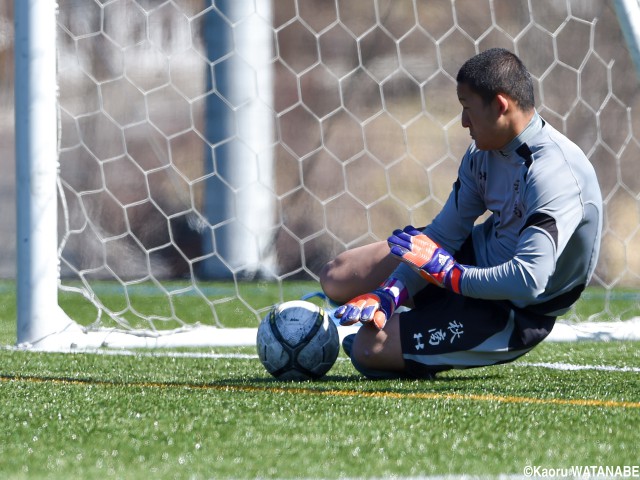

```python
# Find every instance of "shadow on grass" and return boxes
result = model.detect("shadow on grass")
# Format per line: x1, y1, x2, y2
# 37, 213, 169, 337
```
0, 370, 503, 395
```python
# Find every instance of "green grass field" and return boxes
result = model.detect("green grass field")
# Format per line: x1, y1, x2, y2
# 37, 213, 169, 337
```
0, 282, 639, 479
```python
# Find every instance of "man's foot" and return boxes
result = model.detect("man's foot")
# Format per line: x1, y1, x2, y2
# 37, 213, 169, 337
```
341, 333, 356, 357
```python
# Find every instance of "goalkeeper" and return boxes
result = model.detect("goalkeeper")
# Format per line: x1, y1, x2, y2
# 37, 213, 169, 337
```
319, 48, 603, 379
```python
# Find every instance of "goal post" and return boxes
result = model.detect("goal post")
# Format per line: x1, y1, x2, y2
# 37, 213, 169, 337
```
14, 0, 78, 345
11, 0, 640, 351
199, 0, 276, 280
613, 0, 640, 79
14, 0, 272, 349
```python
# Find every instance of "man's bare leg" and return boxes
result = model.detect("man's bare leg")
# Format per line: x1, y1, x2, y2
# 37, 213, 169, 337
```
350, 313, 406, 373
319, 241, 399, 304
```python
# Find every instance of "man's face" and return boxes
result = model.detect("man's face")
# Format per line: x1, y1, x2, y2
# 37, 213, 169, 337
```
456, 82, 503, 151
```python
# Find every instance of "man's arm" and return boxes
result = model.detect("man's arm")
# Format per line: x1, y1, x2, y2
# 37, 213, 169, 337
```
390, 150, 485, 298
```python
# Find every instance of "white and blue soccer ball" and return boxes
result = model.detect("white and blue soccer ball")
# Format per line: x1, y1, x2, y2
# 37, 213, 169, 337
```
257, 300, 340, 381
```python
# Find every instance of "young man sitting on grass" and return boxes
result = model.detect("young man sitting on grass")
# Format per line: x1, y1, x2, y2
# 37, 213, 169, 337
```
320, 48, 603, 379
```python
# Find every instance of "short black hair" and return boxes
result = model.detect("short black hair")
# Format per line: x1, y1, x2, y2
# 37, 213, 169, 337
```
456, 48, 535, 111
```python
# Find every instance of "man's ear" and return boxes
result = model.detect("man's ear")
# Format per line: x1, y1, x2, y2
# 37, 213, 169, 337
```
494, 93, 509, 115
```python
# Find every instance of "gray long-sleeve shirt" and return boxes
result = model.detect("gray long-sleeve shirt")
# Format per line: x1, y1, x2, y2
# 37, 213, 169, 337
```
393, 112, 603, 316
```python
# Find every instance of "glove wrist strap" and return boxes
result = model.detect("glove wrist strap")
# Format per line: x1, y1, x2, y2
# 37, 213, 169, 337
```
380, 277, 408, 308
446, 264, 465, 294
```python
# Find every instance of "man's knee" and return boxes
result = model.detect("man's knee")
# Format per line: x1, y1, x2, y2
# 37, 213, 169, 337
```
318, 251, 366, 304
320, 241, 399, 302
318, 258, 342, 303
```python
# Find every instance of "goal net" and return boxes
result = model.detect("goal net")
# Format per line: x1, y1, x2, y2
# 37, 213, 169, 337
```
9, 0, 640, 349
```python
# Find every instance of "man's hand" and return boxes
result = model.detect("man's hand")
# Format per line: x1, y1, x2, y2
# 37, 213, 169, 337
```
387, 226, 465, 294
334, 278, 407, 330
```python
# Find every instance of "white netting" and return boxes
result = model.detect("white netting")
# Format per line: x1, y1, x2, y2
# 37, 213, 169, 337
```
27, 0, 640, 334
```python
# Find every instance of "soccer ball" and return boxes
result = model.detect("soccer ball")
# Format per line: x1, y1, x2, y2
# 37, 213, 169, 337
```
257, 300, 340, 381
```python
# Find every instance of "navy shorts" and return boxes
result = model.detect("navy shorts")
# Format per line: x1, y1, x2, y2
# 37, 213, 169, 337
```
398, 235, 555, 378
399, 286, 555, 378
347, 235, 556, 380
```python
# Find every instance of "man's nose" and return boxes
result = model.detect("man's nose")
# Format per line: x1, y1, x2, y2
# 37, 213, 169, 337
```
461, 111, 470, 128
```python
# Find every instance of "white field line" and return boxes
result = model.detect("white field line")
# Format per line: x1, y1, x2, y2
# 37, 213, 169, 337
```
516, 361, 640, 373
13, 346, 637, 373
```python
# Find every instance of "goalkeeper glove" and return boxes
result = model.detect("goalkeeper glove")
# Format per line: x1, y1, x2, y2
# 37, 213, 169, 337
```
387, 225, 465, 294
334, 278, 408, 330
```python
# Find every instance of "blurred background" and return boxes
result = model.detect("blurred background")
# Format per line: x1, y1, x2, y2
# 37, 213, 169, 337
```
1, 0, 639, 327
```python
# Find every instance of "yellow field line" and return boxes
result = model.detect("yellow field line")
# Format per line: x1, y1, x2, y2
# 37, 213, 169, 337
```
2, 374, 640, 409
202, 384, 640, 409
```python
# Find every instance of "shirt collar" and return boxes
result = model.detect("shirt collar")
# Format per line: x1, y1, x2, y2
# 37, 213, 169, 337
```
498, 111, 543, 157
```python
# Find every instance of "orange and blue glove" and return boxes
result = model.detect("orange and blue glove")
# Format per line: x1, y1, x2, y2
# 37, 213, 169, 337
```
334, 278, 408, 330
388, 226, 465, 294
